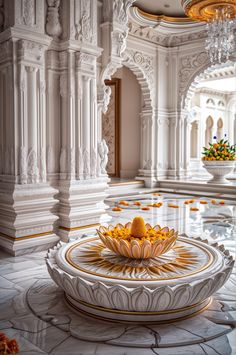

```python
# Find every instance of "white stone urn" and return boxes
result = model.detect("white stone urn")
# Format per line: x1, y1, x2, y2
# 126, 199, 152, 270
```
202, 160, 235, 184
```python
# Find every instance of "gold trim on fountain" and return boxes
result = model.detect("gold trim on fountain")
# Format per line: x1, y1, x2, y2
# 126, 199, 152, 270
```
65, 293, 212, 324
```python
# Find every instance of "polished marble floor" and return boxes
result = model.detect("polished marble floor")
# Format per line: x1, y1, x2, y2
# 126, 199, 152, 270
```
0, 190, 236, 354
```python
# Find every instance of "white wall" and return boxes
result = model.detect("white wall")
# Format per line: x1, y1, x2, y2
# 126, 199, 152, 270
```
113, 66, 142, 179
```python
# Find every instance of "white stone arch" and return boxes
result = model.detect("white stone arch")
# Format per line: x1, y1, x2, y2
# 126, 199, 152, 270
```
98, 48, 155, 181
182, 60, 235, 111
225, 96, 236, 144
179, 55, 235, 177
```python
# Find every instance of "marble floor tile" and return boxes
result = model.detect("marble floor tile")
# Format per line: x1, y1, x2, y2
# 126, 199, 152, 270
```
200, 334, 232, 355
0, 320, 12, 330
3, 265, 50, 288
18, 325, 70, 353
10, 314, 51, 332
0, 260, 41, 276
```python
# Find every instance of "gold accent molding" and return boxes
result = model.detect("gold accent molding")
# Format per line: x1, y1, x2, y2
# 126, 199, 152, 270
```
0, 231, 53, 241
59, 223, 100, 232
65, 294, 212, 324
182, 0, 236, 21
109, 180, 143, 186
136, 7, 195, 23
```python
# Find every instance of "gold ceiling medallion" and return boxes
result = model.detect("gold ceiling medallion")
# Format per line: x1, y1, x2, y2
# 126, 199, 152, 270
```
136, 7, 194, 23
182, 0, 236, 21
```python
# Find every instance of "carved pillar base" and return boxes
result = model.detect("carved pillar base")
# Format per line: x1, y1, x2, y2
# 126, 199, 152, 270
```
0, 182, 59, 256
58, 178, 111, 242
166, 168, 192, 180
136, 170, 158, 188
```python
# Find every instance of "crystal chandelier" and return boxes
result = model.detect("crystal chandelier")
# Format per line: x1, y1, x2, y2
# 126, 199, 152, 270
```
182, 0, 236, 64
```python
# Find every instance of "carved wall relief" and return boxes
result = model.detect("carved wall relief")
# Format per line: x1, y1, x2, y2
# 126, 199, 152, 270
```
46, 0, 62, 39
102, 79, 120, 176
0, 0, 4, 31
22, 0, 35, 26
179, 51, 209, 110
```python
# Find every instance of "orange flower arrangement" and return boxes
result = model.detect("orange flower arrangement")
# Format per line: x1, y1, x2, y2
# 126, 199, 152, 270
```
202, 138, 236, 161
97, 217, 178, 259
0, 333, 19, 355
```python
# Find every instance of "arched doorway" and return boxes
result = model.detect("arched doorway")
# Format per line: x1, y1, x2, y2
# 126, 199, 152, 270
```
102, 67, 142, 178
98, 48, 155, 186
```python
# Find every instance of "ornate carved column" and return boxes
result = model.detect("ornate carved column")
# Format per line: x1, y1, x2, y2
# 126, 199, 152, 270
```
56, 0, 111, 241
0, 0, 59, 255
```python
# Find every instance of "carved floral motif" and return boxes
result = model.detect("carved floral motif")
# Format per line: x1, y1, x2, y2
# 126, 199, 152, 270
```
113, 0, 135, 25
20, 147, 27, 184
76, 0, 92, 42
22, 0, 35, 26
76, 147, 83, 179
83, 148, 90, 178
178, 52, 209, 108
40, 147, 47, 182
90, 148, 97, 178
27, 148, 39, 183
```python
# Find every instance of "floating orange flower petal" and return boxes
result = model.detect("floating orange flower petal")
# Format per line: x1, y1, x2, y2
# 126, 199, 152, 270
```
133, 201, 142, 206
168, 204, 179, 208
112, 207, 123, 212
190, 207, 199, 211
119, 200, 129, 206
200, 201, 208, 204
219, 201, 225, 205
141, 207, 151, 211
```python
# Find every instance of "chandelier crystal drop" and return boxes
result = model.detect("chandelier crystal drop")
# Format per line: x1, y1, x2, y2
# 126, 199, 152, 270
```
205, 7, 235, 63
181, 0, 236, 64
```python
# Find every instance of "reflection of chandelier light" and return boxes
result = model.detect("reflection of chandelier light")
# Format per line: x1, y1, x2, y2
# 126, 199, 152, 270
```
182, 0, 236, 64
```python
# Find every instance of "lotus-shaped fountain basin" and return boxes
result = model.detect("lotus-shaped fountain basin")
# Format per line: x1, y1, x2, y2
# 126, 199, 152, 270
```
97, 218, 178, 259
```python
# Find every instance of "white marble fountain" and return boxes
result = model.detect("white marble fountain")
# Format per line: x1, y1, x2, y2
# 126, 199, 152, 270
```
46, 218, 234, 324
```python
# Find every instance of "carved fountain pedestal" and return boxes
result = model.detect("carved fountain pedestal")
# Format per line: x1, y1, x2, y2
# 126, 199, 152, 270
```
46, 235, 233, 323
